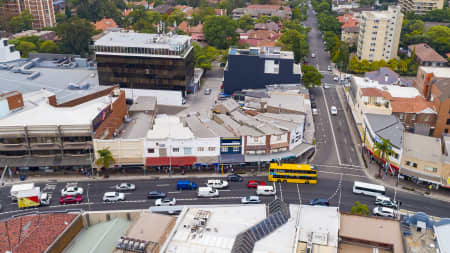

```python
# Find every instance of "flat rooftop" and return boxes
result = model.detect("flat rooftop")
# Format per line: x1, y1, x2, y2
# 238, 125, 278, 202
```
0, 90, 118, 126
420, 66, 450, 78
403, 132, 444, 163
298, 205, 340, 248
146, 115, 194, 140
340, 213, 404, 253
0, 63, 103, 104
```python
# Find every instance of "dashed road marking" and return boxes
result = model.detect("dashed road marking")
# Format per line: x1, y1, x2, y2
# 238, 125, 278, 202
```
156, 184, 170, 187
168, 191, 182, 194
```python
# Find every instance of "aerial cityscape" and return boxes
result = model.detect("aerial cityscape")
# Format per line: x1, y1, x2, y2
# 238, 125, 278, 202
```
0, 0, 449, 251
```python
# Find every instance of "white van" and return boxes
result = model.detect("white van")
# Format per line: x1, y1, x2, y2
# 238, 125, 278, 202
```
256, 185, 276, 196
206, 179, 229, 189
197, 187, 219, 197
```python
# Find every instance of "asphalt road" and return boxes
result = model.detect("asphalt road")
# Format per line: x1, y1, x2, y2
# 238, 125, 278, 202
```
1, 173, 449, 220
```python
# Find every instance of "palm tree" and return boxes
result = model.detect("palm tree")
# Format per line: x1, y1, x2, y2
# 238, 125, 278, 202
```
373, 137, 393, 178
350, 201, 369, 216
95, 148, 115, 177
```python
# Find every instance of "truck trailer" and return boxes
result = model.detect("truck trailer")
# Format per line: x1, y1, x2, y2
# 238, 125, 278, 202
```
10, 183, 35, 201
17, 187, 51, 208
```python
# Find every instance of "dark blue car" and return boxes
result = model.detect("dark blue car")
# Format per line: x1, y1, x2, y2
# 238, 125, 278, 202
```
310, 198, 330, 206
147, 191, 167, 199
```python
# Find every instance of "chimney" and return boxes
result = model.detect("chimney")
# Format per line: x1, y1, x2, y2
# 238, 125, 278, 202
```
48, 95, 57, 107
384, 74, 389, 83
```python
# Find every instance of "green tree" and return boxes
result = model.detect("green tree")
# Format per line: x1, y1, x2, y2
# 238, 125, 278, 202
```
387, 59, 398, 72
16, 41, 36, 58
255, 15, 269, 24
56, 17, 95, 56
8, 10, 33, 33
167, 9, 186, 26
373, 137, 393, 177
398, 59, 408, 73
350, 201, 370, 216
349, 56, 361, 73
422, 8, 450, 22
361, 59, 370, 72
302, 65, 322, 88
424, 25, 450, 55
55, 12, 67, 24
317, 13, 340, 34
237, 15, 254, 31
95, 148, 115, 176
203, 16, 238, 49
131, 10, 162, 33
192, 6, 215, 25
279, 29, 309, 63
332, 42, 349, 71
358, 0, 376, 7
316, 1, 330, 12
39, 40, 58, 53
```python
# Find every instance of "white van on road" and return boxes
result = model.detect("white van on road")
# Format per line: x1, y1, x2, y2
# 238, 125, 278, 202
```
256, 185, 276, 196
198, 187, 220, 197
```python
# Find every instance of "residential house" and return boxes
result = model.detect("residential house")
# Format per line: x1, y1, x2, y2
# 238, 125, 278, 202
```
337, 14, 360, 46
362, 113, 404, 172
413, 66, 450, 137
154, 4, 173, 15
215, 9, 226, 16
178, 21, 204, 41
175, 5, 194, 18
365, 67, 400, 85
232, 5, 292, 20
129, 0, 149, 9
390, 96, 436, 135
399, 132, 450, 189
13, 30, 57, 41
399, 0, 444, 15
408, 43, 447, 67
239, 30, 280, 47
93, 18, 118, 32
254, 22, 280, 33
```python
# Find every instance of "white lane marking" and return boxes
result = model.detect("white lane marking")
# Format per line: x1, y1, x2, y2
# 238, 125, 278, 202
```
273, 182, 278, 200
312, 164, 363, 171
156, 184, 170, 187
279, 182, 284, 201
320, 170, 366, 178
168, 191, 182, 194
219, 189, 232, 192
321, 86, 342, 165
296, 184, 302, 205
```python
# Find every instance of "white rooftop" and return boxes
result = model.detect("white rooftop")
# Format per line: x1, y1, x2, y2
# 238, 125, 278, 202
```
95, 31, 191, 50
354, 76, 421, 98
146, 115, 194, 140
419, 66, 450, 78
298, 205, 340, 248
0, 90, 117, 126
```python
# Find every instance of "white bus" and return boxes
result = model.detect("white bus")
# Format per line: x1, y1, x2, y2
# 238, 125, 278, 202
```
353, 181, 386, 197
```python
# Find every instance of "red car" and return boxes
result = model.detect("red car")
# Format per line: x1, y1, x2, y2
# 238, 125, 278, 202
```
60, 195, 82, 205
247, 180, 266, 188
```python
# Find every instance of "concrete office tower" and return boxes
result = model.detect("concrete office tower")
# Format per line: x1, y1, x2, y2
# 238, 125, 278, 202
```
1, 0, 56, 30
357, 6, 403, 62
399, 0, 444, 15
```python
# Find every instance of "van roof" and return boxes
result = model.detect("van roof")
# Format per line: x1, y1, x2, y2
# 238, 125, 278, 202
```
257, 185, 274, 189
376, 195, 391, 201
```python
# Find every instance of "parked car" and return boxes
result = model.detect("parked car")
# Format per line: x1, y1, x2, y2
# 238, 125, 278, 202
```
311, 102, 317, 109
310, 198, 330, 206
147, 191, 167, 199
227, 174, 243, 182
59, 195, 82, 205
328, 65, 332, 71
310, 94, 315, 101
333, 76, 339, 82
311, 53, 316, 58
241, 196, 261, 204
155, 197, 176, 206
204, 88, 212, 95
103, 192, 125, 202
375, 196, 399, 209
372, 207, 395, 218
312, 108, 319, 115
323, 83, 330, 88
115, 183, 136, 191
330, 106, 338, 115
247, 180, 266, 188
61, 186, 84, 197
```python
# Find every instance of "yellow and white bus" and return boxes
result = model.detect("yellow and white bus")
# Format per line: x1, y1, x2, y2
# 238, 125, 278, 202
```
268, 163, 317, 184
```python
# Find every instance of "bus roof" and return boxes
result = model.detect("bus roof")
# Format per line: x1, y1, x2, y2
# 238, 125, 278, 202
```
353, 181, 385, 191
269, 163, 313, 170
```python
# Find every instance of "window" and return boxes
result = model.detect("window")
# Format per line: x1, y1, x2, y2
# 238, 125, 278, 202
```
221, 147, 228, 152
184, 147, 192, 155
447, 119, 450, 125
233, 147, 240, 152
208, 147, 216, 151
393, 153, 399, 159
253, 137, 259, 142
172, 147, 179, 152
410, 114, 416, 121
147, 148, 155, 153
370, 43, 376, 46
197, 147, 204, 152
424, 166, 437, 173
372, 31, 377, 35
445, 128, 448, 133
406, 161, 418, 168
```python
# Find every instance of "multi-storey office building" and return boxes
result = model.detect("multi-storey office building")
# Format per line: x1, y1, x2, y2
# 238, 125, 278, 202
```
95, 32, 195, 95
399, 0, 444, 15
0, 0, 56, 30
357, 6, 403, 62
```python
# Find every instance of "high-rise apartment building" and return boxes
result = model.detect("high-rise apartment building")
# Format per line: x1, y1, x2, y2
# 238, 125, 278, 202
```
399, 0, 444, 15
1, 0, 56, 30
356, 6, 403, 62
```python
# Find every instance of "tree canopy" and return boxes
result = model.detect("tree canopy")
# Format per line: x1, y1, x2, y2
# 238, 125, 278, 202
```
237, 15, 254, 31
279, 30, 309, 63
8, 11, 33, 33
203, 16, 238, 49
301, 65, 322, 88
56, 17, 95, 56
350, 201, 370, 216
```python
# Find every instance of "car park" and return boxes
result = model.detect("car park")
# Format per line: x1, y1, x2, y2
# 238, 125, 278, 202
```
227, 174, 243, 182
330, 106, 338, 115
204, 88, 212, 95
247, 180, 266, 188
60, 195, 82, 205
241, 196, 261, 204
61, 186, 84, 197
372, 207, 395, 218
155, 197, 176, 206
103, 192, 125, 202
206, 179, 229, 189
147, 191, 167, 199
310, 198, 330, 206
115, 183, 136, 191
375, 196, 399, 209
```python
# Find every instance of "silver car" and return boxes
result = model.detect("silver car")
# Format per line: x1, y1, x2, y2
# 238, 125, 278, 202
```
241, 196, 261, 204
204, 88, 212, 95
115, 183, 136, 191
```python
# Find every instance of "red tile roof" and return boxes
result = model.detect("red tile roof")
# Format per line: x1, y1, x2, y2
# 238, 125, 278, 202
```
360, 87, 391, 99
247, 29, 279, 40
94, 18, 118, 31
390, 96, 435, 113
337, 14, 359, 29
122, 9, 132, 16
247, 4, 291, 11
239, 39, 277, 47
178, 21, 203, 34
215, 8, 226, 16
408, 43, 447, 63
0, 213, 78, 253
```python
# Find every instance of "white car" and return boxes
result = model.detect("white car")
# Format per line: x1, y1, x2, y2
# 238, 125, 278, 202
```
312, 108, 319, 115
206, 179, 229, 189
241, 196, 261, 204
373, 207, 395, 218
115, 183, 136, 191
328, 65, 332, 71
311, 53, 316, 58
155, 197, 176, 206
103, 192, 125, 202
330, 106, 338, 115
333, 76, 339, 82
61, 186, 84, 197
323, 83, 330, 88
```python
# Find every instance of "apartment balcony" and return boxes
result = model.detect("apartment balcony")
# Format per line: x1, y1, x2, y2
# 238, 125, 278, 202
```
29, 143, 61, 150
0, 143, 28, 151
63, 141, 92, 150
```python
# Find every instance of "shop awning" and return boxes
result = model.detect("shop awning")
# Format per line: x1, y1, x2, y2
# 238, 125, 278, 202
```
219, 154, 245, 164
145, 156, 196, 167
0, 155, 92, 167
400, 166, 442, 185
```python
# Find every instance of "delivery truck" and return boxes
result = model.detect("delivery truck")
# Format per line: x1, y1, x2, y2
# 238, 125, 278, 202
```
17, 187, 51, 208
10, 183, 35, 201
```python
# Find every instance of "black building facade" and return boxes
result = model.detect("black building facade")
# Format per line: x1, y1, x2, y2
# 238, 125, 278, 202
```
95, 32, 195, 94
223, 47, 302, 94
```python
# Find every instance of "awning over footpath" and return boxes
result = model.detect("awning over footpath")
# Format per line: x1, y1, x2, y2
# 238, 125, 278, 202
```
146, 156, 196, 166
219, 154, 245, 164
0, 155, 92, 167
400, 166, 442, 185
245, 143, 314, 162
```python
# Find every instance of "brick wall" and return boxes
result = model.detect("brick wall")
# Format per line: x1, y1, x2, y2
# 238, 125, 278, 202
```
46, 214, 84, 253
94, 90, 127, 139
432, 85, 450, 137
